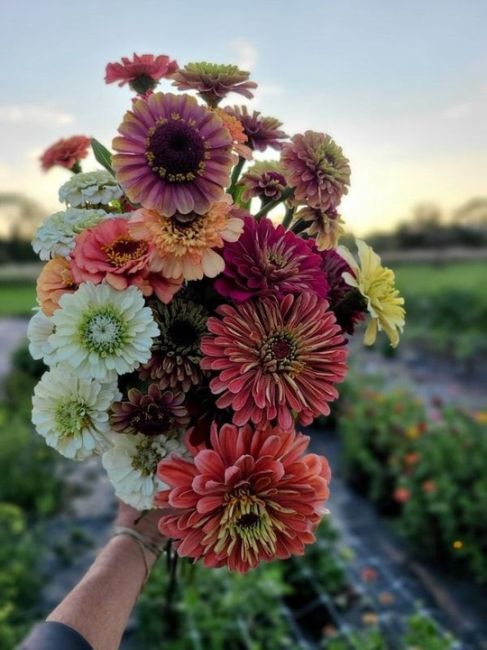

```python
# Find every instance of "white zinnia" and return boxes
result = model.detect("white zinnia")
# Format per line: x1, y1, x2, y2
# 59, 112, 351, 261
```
102, 433, 185, 509
49, 283, 159, 382
27, 310, 56, 365
32, 208, 108, 260
32, 368, 121, 460
59, 170, 123, 208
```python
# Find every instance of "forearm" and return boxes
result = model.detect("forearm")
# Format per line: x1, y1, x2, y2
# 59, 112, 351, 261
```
47, 535, 156, 650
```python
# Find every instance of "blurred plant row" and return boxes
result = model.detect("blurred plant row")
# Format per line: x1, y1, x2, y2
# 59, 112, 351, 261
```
0, 347, 64, 647
339, 375, 487, 583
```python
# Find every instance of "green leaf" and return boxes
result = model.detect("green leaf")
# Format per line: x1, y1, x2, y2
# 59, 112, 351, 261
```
91, 138, 113, 174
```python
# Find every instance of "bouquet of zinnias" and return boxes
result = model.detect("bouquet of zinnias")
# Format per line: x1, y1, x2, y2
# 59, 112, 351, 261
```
29, 53, 405, 573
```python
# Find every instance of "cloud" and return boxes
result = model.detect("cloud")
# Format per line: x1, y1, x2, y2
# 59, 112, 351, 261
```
232, 38, 258, 70
0, 104, 74, 126
442, 102, 474, 120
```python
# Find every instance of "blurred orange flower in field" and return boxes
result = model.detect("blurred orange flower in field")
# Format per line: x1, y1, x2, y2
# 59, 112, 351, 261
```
422, 480, 437, 494
404, 452, 420, 466
473, 411, 487, 424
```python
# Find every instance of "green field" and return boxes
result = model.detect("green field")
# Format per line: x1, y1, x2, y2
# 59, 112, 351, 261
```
394, 260, 486, 295
0, 282, 36, 317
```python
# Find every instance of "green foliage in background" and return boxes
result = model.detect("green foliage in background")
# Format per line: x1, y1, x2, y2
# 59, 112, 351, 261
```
339, 375, 487, 582
0, 281, 36, 317
394, 262, 487, 361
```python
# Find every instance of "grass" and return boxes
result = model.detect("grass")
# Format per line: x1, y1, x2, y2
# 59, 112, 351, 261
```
0, 282, 36, 317
394, 260, 485, 295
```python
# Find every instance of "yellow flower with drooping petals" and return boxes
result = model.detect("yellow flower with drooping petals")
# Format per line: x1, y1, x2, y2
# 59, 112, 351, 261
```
338, 240, 405, 348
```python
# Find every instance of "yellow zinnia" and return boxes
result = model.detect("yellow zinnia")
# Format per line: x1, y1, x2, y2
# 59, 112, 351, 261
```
338, 240, 405, 347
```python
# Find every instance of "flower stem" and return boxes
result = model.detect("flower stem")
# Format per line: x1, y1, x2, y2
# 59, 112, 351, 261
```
290, 218, 308, 235
164, 545, 178, 615
254, 187, 294, 220
282, 206, 295, 229
228, 156, 246, 196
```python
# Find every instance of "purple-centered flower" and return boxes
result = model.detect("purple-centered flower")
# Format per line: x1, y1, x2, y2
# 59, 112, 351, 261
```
214, 216, 328, 302
241, 161, 287, 202
112, 92, 234, 217
281, 131, 351, 211
225, 106, 288, 152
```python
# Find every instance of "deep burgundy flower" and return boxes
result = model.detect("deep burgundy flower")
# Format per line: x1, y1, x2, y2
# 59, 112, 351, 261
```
215, 216, 328, 302
105, 53, 178, 94
317, 248, 365, 334
225, 106, 288, 151
110, 384, 189, 436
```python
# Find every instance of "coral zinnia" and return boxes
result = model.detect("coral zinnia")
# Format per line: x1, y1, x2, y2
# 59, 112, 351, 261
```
225, 106, 287, 152
110, 385, 189, 436
37, 257, 77, 316
156, 422, 331, 572
70, 217, 182, 303
105, 53, 178, 94
112, 92, 234, 217
140, 297, 208, 392
281, 131, 351, 210
129, 200, 243, 280
201, 293, 348, 429
212, 108, 252, 160
338, 240, 405, 347
40, 135, 91, 172
214, 217, 328, 302
172, 62, 257, 107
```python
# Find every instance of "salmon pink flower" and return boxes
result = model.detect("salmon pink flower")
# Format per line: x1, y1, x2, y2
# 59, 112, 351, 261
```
214, 216, 328, 302
201, 293, 348, 429
105, 53, 178, 94
156, 422, 331, 572
70, 217, 182, 303
112, 92, 234, 217
37, 257, 77, 316
40, 135, 90, 172
393, 487, 411, 503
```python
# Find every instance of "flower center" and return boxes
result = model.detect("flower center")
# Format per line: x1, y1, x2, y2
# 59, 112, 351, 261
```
103, 238, 148, 267
259, 332, 303, 374
267, 250, 288, 270
55, 399, 90, 438
146, 118, 207, 182
212, 488, 281, 562
79, 307, 129, 356
168, 319, 199, 348
131, 437, 164, 476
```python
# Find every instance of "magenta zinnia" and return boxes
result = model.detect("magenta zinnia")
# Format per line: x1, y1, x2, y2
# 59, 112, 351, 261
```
214, 217, 328, 302
281, 131, 351, 210
112, 92, 234, 217
156, 422, 331, 572
201, 293, 347, 429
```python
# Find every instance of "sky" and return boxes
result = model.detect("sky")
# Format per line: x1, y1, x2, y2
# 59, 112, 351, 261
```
0, 0, 486, 235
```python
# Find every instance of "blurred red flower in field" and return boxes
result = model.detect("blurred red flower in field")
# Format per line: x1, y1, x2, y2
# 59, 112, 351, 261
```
40, 135, 90, 172
393, 487, 411, 503
422, 480, 437, 494
156, 422, 331, 572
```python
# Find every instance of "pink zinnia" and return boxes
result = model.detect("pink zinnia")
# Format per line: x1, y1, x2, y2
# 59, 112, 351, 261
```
112, 92, 234, 217
201, 293, 348, 429
214, 217, 328, 302
281, 131, 351, 211
40, 135, 90, 172
70, 217, 182, 303
156, 422, 331, 572
105, 53, 178, 94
